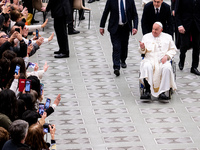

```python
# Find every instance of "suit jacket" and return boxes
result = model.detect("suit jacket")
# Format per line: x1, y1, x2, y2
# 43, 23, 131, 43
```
141, 1, 173, 36
175, 0, 200, 32
46, 0, 71, 18
100, 0, 138, 35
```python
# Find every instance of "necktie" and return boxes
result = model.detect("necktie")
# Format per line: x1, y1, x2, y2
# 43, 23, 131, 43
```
156, 8, 159, 19
120, 0, 126, 23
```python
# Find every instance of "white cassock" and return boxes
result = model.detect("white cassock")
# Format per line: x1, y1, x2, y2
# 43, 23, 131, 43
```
139, 32, 177, 97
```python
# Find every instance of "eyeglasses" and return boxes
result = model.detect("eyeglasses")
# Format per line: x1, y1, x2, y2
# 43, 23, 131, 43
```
0, 35, 9, 38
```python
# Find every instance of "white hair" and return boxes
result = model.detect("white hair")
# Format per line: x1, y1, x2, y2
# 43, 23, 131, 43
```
154, 22, 163, 28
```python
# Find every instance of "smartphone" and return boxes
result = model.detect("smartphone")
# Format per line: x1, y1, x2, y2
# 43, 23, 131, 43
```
28, 39, 32, 46
39, 103, 44, 115
43, 123, 51, 133
40, 83, 44, 96
28, 62, 35, 68
15, 28, 20, 33
18, 79, 26, 92
14, 65, 20, 75
36, 29, 39, 39
44, 98, 51, 109
25, 80, 31, 92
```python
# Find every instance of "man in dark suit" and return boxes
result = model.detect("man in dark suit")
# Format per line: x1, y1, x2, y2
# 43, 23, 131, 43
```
176, 0, 200, 75
99, 0, 138, 76
141, 0, 173, 36
41, 0, 71, 58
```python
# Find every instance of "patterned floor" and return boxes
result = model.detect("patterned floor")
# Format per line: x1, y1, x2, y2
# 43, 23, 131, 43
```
30, 0, 200, 149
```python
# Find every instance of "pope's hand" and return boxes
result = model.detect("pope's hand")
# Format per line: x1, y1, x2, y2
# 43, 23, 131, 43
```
139, 41, 145, 49
161, 55, 168, 64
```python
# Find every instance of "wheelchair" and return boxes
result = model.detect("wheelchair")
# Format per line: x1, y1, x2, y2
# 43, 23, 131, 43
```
139, 59, 176, 99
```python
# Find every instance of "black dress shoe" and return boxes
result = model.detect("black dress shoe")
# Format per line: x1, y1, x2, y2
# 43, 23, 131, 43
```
54, 51, 61, 54
191, 68, 200, 75
68, 30, 80, 35
88, 0, 95, 3
114, 69, 120, 76
54, 53, 69, 58
140, 91, 151, 99
121, 62, 127, 68
79, 16, 85, 20
178, 61, 184, 70
158, 92, 169, 100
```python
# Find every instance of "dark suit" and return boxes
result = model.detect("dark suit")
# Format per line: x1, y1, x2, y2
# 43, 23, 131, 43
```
171, 0, 180, 48
141, 1, 173, 36
46, 0, 71, 55
176, 0, 200, 68
100, 0, 138, 70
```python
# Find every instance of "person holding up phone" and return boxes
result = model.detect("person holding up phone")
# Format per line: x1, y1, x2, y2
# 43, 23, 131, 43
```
25, 123, 57, 150
10, 66, 21, 95
0, 31, 27, 58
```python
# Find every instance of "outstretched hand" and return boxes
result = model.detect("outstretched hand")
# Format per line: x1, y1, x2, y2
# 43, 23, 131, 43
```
43, 61, 49, 72
53, 94, 61, 106
139, 41, 145, 49
14, 70, 20, 79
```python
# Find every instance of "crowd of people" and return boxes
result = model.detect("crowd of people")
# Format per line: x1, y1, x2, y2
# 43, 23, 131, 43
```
0, 0, 66, 149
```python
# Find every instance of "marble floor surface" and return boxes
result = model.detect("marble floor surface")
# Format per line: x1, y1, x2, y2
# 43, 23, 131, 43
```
30, 0, 200, 149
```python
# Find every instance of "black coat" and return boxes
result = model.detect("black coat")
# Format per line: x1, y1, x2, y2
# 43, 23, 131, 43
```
100, 0, 138, 35
141, 1, 173, 36
46, 0, 72, 19
175, 0, 200, 32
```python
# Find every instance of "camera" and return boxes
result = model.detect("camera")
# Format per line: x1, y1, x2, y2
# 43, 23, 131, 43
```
43, 123, 52, 133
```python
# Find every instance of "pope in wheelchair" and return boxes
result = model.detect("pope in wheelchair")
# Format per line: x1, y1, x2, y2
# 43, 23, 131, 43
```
139, 22, 177, 100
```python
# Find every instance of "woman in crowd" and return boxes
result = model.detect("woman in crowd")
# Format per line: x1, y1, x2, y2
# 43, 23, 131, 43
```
0, 57, 11, 90
25, 123, 56, 150
0, 127, 9, 149
5, 57, 26, 89
0, 89, 18, 130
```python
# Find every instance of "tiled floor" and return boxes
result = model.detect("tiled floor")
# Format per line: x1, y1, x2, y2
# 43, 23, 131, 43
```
31, 0, 200, 149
